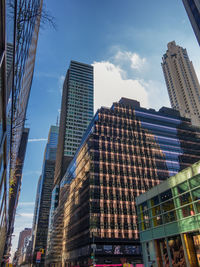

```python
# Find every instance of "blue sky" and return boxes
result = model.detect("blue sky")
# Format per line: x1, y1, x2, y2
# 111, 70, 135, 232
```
11, 0, 200, 256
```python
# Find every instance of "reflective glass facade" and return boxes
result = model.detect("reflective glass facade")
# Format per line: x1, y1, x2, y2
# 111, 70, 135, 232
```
136, 160, 200, 267
54, 61, 93, 185
0, 0, 8, 261
0, 0, 43, 261
182, 0, 200, 46
47, 98, 200, 266
32, 126, 58, 264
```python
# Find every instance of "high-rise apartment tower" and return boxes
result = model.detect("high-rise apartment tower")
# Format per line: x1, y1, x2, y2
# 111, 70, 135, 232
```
182, 0, 200, 46
162, 41, 200, 126
54, 60, 94, 186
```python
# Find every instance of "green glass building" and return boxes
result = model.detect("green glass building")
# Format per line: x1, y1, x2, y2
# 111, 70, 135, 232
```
136, 161, 200, 267
54, 60, 93, 186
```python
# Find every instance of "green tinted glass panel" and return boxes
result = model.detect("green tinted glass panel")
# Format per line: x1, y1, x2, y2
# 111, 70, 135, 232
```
138, 223, 143, 231
139, 202, 148, 213
152, 205, 161, 217
191, 188, 200, 201
160, 189, 172, 203
179, 192, 192, 206
150, 195, 159, 207
181, 204, 195, 218
194, 201, 200, 214
162, 199, 175, 213
138, 213, 143, 223
189, 175, 200, 189
143, 220, 151, 230
143, 210, 150, 221
142, 201, 148, 211
153, 215, 163, 227
177, 181, 189, 194
163, 210, 177, 223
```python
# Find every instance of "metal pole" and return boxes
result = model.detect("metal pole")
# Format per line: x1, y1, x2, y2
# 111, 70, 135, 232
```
92, 232, 95, 267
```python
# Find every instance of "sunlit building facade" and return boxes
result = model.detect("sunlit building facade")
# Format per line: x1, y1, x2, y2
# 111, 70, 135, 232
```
47, 98, 200, 266
14, 228, 32, 266
136, 160, 200, 267
54, 60, 94, 186
162, 41, 200, 126
46, 61, 93, 265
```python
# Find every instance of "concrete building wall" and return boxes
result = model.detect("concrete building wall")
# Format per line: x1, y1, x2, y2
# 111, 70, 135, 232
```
162, 41, 200, 126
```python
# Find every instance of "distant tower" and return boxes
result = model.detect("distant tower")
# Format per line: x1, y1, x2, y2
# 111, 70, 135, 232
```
54, 60, 94, 186
15, 228, 32, 266
162, 41, 200, 126
32, 126, 59, 265
182, 0, 200, 46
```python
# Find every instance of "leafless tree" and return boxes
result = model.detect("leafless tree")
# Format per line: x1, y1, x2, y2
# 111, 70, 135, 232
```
7, 0, 56, 30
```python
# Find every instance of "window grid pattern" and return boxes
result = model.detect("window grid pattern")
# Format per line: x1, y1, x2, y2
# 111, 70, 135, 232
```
137, 174, 200, 232
58, 102, 200, 262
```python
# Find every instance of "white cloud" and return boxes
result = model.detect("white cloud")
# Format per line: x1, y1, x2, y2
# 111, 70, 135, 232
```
17, 213, 34, 218
140, 79, 170, 110
28, 138, 47, 142
18, 202, 35, 207
114, 50, 147, 71
93, 61, 149, 112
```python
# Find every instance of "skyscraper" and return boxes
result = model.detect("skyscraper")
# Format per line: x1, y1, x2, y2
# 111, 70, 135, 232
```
162, 41, 200, 126
182, 0, 200, 46
0, 0, 43, 262
32, 126, 58, 265
8, 128, 29, 241
45, 61, 93, 265
46, 98, 200, 266
54, 60, 94, 185
14, 228, 32, 266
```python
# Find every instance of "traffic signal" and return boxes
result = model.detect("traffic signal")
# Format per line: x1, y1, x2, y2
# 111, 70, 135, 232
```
91, 253, 94, 259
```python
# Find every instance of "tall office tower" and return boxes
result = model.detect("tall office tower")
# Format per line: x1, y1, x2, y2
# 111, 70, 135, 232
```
162, 41, 200, 127
54, 60, 94, 187
46, 61, 93, 265
0, 0, 43, 261
46, 98, 200, 266
31, 176, 42, 252
14, 228, 32, 266
32, 126, 58, 265
182, 0, 200, 46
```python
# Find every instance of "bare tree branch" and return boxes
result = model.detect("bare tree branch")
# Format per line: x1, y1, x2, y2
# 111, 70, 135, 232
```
7, 0, 57, 30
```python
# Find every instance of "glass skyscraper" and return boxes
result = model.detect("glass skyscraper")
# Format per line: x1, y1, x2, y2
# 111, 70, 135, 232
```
46, 98, 200, 266
46, 61, 93, 265
0, 0, 43, 261
54, 60, 94, 185
32, 126, 58, 265
182, 0, 200, 46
